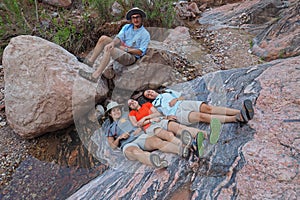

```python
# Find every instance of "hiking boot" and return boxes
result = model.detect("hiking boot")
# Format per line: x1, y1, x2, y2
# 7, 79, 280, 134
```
236, 108, 248, 123
83, 59, 94, 68
150, 154, 168, 168
77, 57, 94, 68
243, 99, 254, 120
78, 69, 98, 83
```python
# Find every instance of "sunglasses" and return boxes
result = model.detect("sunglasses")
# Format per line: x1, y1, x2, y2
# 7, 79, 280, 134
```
131, 15, 141, 20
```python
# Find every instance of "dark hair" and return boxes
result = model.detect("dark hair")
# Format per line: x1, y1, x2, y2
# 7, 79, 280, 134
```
142, 87, 170, 102
105, 109, 114, 124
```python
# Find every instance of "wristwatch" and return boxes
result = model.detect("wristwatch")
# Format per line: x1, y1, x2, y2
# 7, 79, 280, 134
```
125, 47, 128, 52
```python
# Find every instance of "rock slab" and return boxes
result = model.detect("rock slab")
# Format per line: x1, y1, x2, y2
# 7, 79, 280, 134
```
3, 35, 108, 138
68, 56, 300, 199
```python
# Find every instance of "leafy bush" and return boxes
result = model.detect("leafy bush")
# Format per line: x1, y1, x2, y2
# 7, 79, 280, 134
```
86, 0, 176, 28
0, 0, 176, 64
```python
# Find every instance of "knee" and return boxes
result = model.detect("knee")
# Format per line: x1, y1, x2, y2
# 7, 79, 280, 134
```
155, 129, 174, 139
201, 103, 212, 113
124, 147, 141, 159
147, 137, 164, 149
198, 113, 207, 121
98, 35, 110, 44
164, 131, 175, 140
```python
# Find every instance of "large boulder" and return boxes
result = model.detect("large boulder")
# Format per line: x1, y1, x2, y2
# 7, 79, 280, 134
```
2, 26, 199, 138
251, 1, 300, 61
234, 56, 300, 199
68, 55, 300, 199
199, 0, 300, 61
3, 35, 109, 138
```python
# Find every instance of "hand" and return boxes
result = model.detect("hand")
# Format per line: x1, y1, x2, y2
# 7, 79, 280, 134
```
119, 132, 129, 140
137, 118, 146, 127
151, 117, 161, 123
166, 115, 177, 121
169, 98, 178, 107
104, 42, 114, 51
133, 128, 142, 136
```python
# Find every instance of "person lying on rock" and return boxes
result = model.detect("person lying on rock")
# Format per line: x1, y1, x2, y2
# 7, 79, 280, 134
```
143, 88, 254, 125
78, 7, 150, 83
105, 101, 192, 168
127, 99, 222, 157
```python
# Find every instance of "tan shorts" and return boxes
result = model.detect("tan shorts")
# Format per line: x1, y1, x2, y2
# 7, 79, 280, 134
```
175, 100, 204, 125
112, 48, 137, 66
122, 134, 149, 158
145, 119, 169, 135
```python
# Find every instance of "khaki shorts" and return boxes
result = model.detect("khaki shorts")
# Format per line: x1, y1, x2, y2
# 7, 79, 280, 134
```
145, 119, 169, 135
122, 134, 149, 158
175, 100, 204, 125
112, 48, 137, 66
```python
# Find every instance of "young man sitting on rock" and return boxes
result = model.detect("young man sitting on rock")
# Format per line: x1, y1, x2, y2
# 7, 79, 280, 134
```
78, 7, 150, 83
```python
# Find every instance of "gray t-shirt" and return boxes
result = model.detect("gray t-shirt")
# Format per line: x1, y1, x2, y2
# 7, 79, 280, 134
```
105, 112, 142, 149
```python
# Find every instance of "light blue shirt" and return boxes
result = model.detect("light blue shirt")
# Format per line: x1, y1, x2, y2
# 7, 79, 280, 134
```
152, 89, 182, 116
116, 24, 150, 59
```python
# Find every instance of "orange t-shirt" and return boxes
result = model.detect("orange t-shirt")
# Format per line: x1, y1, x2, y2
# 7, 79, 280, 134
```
129, 102, 153, 130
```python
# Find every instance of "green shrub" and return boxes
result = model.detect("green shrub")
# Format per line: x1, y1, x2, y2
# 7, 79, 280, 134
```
86, 0, 176, 28
0, 0, 176, 64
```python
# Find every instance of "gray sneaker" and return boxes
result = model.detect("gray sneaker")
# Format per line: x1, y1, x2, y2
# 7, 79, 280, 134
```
83, 58, 94, 68
150, 154, 168, 168
181, 130, 193, 146
78, 69, 98, 83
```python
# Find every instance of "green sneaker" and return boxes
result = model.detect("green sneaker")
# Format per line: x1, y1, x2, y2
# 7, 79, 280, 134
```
196, 132, 205, 157
209, 118, 222, 144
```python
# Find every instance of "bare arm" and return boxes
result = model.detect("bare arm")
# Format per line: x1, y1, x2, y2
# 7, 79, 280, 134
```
119, 45, 143, 56
104, 38, 121, 51
107, 133, 129, 149
129, 115, 151, 127
112, 37, 121, 46
169, 96, 185, 107
148, 107, 163, 118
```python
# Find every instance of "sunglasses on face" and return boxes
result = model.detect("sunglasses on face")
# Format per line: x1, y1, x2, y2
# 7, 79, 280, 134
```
131, 15, 141, 20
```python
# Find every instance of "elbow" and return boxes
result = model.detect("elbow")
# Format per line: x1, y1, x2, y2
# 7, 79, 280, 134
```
137, 50, 143, 56
108, 142, 117, 150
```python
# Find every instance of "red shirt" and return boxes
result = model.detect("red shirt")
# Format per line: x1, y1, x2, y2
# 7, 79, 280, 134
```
129, 102, 153, 130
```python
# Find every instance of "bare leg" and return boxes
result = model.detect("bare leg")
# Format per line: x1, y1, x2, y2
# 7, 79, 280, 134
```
154, 128, 181, 146
200, 103, 240, 116
145, 136, 180, 155
88, 35, 112, 63
167, 121, 204, 138
188, 111, 236, 124
91, 47, 133, 79
124, 146, 152, 166
91, 49, 112, 78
